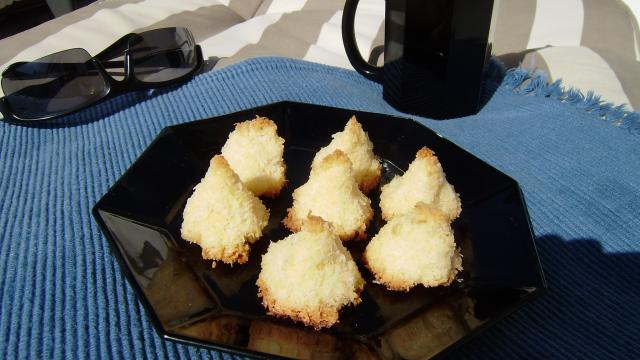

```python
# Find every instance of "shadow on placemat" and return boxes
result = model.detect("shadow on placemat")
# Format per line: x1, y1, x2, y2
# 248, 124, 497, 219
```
455, 235, 640, 358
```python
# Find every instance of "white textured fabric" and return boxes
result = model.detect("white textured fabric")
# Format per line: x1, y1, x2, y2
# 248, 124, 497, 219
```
620, 0, 640, 61
527, 0, 585, 49
2, 0, 229, 67
199, 13, 284, 57
538, 46, 632, 107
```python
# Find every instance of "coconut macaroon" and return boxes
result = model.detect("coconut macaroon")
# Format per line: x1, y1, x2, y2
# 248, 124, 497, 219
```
380, 146, 461, 221
181, 155, 269, 267
221, 116, 286, 197
257, 216, 365, 329
363, 203, 462, 291
283, 149, 373, 241
312, 116, 382, 193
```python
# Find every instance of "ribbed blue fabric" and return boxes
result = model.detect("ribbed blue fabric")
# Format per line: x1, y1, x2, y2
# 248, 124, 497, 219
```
0, 57, 638, 359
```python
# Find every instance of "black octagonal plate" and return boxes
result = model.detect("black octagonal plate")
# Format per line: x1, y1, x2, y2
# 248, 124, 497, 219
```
92, 101, 545, 359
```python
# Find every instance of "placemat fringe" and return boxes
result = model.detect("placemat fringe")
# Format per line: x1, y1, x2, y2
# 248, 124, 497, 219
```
501, 66, 640, 133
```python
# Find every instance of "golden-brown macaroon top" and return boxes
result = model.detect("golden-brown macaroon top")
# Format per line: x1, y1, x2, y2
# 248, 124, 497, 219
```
181, 155, 269, 267
380, 146, 461, 221
257, 216, 365, 329
363, 202, 462, 291
283, 149, 373, 241
221, 116, 286, 197
312, 116, 382, 193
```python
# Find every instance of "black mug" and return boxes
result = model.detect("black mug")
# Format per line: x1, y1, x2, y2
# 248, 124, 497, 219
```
342, 0, 496, 119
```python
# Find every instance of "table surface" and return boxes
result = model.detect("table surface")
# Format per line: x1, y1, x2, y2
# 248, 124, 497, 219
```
0, 57, 638, 359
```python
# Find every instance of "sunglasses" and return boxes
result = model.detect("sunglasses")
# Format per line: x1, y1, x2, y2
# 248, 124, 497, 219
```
0, 27, 203, 124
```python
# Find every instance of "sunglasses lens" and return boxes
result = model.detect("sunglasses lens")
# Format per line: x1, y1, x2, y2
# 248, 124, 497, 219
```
1, 48, 109, 120
129, 27, 198, 83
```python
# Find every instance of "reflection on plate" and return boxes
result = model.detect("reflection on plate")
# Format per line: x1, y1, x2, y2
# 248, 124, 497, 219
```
93, 102, 545, 359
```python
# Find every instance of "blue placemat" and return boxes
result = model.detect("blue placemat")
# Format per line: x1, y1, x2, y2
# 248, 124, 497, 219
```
1, 57, 639, 359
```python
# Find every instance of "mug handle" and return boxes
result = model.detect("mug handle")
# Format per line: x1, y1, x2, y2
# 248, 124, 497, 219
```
342, 0, 383, 82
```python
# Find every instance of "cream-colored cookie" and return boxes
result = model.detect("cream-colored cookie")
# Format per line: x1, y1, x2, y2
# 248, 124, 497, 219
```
283, 149, 373, 241
380, 147, 461, 221
363, 203, 462, 291
257, 216, 365, 329
221, 116, 286, 197
181, 155, 269, 267
312, 116, 381, 193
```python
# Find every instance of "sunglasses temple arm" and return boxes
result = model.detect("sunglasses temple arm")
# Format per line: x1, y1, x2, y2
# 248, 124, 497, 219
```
3, 65, 101, 81
4, 46, 194, 80
100, 59, 125, 69
97, 48, 187, 69
3, 62, 130, 82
